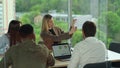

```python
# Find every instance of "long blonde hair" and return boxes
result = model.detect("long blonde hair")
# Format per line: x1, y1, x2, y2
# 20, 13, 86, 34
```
41, 14, 52, 32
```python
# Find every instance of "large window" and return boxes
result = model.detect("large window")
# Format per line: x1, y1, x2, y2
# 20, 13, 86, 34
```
0, 0, 120, 64
71, 0, 108, 47
16, 0, 69, 43
15, 0, 120, 48
0, 2, 3, 36
107, 0, 120, 43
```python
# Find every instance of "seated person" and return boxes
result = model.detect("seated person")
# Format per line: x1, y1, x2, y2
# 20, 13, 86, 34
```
0, 20, 21, 54
40, 14, 76, 50
0, 24, 55, 68
68, 21, 107, 68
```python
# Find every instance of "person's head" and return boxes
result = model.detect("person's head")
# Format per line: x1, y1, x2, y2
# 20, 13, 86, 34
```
41, 14, 54, 32
82, 21, 96, 38
8, 20, 21, 46
7, 20, 21, 33
19, 24, 35, 41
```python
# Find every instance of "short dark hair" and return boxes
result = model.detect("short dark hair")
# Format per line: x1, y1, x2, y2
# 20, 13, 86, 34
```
82, 21, 96, 37
19, 24, 33, 38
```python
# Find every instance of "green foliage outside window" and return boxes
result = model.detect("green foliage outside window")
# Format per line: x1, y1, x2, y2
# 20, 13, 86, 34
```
16, 0, 120, 48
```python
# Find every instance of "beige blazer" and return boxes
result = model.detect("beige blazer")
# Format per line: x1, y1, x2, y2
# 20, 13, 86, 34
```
41, 27, 72, 50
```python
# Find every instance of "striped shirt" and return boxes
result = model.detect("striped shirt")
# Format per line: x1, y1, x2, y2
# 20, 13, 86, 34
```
68, 37, 107, 68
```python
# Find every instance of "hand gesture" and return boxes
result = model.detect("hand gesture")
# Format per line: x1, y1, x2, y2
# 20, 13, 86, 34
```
69, 26, 77, 35
71, 19, 77, 27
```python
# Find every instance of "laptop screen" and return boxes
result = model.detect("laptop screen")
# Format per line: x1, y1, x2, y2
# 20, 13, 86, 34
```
52, 43, 71, 59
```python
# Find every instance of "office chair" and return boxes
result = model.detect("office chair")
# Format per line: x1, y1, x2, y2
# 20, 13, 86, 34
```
111, 60, 120, 68
83, 61, 111, 68
109, 42, 120, 53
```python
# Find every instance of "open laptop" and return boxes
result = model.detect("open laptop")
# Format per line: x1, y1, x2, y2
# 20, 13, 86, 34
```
52, 43, 71, 60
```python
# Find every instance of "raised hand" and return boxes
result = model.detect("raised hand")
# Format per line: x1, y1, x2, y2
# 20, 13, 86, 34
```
69, 26, 77, 35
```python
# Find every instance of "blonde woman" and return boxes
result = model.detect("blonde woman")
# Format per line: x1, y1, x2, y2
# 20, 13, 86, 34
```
40, 14, 76, 50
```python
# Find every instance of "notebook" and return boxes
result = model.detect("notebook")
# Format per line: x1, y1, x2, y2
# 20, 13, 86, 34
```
52, 43, 71, 60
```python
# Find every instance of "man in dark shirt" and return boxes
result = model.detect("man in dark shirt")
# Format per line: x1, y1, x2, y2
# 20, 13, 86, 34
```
0, 24, 55, 68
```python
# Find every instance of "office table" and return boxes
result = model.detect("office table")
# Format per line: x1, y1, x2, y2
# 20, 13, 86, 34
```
51, 50, 120, 68
0, 50, 120, 68
107, 50, 120, 60
51, 59, 69, 68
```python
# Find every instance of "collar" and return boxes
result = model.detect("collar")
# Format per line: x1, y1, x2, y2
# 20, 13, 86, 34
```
84, 37, 98, 42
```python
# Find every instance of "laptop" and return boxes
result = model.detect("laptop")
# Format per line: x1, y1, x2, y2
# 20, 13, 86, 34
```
52, 43, 71, 60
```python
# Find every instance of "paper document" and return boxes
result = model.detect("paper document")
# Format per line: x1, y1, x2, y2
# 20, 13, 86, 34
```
74, 15, 92, 29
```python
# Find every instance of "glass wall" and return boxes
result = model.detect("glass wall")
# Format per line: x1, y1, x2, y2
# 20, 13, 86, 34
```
107, 0, 120, 43
15, 0, 109, 47
15, 0, 120, 48
16, 0, 69, 43
71, 0, 108, 47
0, 0, 120, 67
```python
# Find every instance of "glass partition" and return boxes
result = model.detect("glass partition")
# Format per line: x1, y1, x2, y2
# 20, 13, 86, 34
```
72, 0, 108, 47
0, 0, 120, 67
16, 0, 69, 43
0, 0, 119, 54
16, 0, 110, 46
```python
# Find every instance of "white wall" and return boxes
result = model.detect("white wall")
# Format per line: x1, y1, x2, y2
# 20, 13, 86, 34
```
2, 0, 15, 33
0, 1, 4, 35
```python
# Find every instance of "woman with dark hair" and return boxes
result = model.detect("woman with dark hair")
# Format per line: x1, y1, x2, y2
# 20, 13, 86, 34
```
0, 20, 21, 54
7, 20, 22, 47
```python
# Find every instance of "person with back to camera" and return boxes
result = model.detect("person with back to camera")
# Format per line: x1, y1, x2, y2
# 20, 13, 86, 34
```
0, 20, 21, 54
0, 24, 55, 68
40, 14, 77, 50
68, 21, 107, 68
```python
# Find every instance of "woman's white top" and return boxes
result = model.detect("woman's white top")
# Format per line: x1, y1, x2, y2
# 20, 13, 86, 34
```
0, 34, 10, 54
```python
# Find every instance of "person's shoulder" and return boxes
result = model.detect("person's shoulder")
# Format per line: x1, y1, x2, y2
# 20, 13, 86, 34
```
98, 40, 106, 46
37, 43, 48, 50
37, 44, 49, 54
74, 41, 84, 48
0, 34, 9, 44
94, 37, 105, 45
40, 31, 45, 34
6, 45, 16, 53
40, 31, 49, 35
0, 34, 7, 38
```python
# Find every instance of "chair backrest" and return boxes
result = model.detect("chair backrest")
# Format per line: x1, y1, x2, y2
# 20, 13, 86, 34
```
83, 61, 111, 68
109, 42, 120, 53
111, 60, 120, 68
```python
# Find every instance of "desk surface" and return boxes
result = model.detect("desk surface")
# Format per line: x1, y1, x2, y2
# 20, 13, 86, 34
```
52, 50, 120, 68
52, 59, 69, 68
108, 50, 120, 60
0, 50, 120, 68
